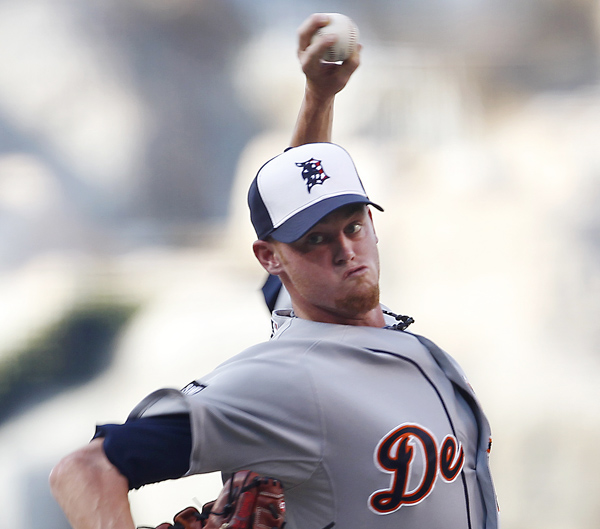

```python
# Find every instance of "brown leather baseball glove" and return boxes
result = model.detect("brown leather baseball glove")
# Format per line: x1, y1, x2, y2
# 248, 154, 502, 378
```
152, 471, 286, 529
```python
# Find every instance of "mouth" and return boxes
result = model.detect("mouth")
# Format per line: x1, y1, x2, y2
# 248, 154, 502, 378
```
343, 265, 368, 280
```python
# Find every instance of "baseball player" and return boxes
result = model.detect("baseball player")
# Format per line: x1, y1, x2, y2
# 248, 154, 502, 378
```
50, 14, 499, 529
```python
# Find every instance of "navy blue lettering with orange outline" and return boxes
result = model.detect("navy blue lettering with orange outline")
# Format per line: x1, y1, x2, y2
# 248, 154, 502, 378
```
369, 423, 465, 515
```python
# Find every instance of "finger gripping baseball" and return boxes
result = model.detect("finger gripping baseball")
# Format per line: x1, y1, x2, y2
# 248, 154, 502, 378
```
150, 471, 286, 529
312, 13, 359, 62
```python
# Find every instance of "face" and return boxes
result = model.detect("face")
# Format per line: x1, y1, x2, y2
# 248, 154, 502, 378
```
254, 204, 383, 326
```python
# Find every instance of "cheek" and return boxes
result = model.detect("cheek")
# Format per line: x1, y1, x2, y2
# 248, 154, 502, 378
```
359, 236, 380, 261
284, 258, 333, 293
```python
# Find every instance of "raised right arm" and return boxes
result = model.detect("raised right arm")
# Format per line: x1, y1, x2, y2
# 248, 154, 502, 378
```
290, 13, 361, 147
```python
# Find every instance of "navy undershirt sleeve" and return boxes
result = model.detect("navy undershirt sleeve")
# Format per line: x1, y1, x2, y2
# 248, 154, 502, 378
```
93, 413, 192, 490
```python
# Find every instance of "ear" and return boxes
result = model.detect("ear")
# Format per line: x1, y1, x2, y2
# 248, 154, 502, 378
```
253, 239, 284, 275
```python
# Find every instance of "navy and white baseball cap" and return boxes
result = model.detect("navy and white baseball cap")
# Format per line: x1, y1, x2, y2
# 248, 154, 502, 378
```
248, 143, 383, 243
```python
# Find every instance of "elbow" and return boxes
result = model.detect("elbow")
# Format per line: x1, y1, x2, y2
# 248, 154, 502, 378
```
49, 440, 133, 529
49, 438, 122, 500
49, 447, 93, 500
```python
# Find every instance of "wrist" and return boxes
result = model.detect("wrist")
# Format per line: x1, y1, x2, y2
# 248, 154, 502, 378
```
304, 83, 336, 109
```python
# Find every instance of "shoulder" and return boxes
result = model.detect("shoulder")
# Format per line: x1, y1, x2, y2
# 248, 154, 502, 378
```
196, 339, 314, 395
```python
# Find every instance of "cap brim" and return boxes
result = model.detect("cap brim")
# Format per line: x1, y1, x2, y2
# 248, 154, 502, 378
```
269, 195, 383, 243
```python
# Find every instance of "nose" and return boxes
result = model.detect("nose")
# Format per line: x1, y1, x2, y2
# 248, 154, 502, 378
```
334, 234, 355, 265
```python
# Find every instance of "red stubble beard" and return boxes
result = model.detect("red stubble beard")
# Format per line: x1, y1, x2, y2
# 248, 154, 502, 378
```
333, 273, 380, 317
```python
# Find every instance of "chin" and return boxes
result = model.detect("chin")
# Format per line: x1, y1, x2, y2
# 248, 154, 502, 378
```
335, 283, 380, 316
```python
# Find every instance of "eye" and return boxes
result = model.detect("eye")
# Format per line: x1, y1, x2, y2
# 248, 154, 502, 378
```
345, 222, 362, 235
306, 233, 326, 245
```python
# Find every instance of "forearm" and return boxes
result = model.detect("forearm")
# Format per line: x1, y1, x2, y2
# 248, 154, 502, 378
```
49, 439, 135, 529
290, 87, 334, 147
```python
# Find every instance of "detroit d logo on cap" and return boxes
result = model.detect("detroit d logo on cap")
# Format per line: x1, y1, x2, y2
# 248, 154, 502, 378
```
296, 158, 330, 193
248, 143, 383, 243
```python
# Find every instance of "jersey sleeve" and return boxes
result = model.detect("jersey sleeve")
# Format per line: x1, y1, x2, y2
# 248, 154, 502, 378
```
128, 341, 325, 487
183, 342, 325, 485
93, 413, 192, 490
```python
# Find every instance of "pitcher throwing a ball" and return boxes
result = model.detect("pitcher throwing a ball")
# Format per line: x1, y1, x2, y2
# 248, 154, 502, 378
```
50, 13, 499, 529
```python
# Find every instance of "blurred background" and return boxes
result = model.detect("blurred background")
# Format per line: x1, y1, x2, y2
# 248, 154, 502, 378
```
1, 0, 599, 528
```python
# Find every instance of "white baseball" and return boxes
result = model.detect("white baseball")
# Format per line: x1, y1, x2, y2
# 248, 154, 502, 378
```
313, 13, 359, 63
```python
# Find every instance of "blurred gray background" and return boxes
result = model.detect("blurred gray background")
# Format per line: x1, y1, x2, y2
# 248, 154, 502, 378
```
1, 1, 599, 528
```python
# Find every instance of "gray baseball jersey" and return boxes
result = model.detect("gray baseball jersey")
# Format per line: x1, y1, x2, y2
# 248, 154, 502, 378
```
129, 309, 499, 529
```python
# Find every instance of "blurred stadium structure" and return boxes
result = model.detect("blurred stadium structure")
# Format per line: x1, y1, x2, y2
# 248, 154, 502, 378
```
0, 1, 599, 528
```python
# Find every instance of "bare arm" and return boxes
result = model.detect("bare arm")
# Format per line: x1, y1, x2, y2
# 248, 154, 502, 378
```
290, 13, 361, 147
49, 438, 135, 529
